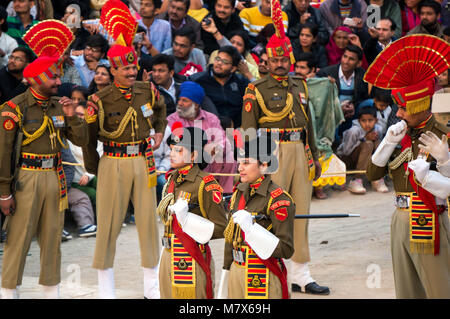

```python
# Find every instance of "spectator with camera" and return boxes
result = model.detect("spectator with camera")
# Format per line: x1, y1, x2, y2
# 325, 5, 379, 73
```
319, 0, 368, 35
200, 0, 246, 56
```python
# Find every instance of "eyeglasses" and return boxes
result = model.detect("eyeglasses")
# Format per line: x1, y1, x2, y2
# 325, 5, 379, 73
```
8, 56, 25, 62
85, 46, 102, 53
214, 56, 232, 65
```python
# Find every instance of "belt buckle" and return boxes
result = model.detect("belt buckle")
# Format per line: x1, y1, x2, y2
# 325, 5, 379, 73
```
290, 131, 300, 142
126, 144, 139, 156
395, 195, 410, 209
233, 249, 244, 263
41, 158, 54, 169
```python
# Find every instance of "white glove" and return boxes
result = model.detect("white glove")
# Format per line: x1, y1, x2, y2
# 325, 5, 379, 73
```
408, 158, 430, 184
169, 198, 189, 227
232, 210, 253, 233
386, 120, 407, 144
418, 131, 450, 165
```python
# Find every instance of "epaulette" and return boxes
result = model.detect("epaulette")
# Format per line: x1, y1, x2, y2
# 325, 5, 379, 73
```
90, 93, 100, 104
149, 81, 160, 101
270, 187, 284, 199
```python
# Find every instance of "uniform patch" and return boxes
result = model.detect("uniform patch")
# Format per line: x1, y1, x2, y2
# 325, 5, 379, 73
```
245, 101, 252, 112
85, 101, 98, 124
1, 111, 19, 122
270, 200, 291, 210
212, 190, 222, 204
270, 187, 283, 199
274, 207, 288, 221
205, 183, 223, 193
243, 93, 256, 100
3, 118, 15, 130
203, 175, 215, 184
248, 83, 255, 91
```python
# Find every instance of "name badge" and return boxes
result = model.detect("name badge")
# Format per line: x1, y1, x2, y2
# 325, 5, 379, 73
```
233, 249, 244, 263
271, 96, 283, 101
395, 195, 410, 209
126, 144, 139, 155
52, 116, 65, 128
290, 131, 301, 142
141, 103, 153, 118
41, 158, 54, 169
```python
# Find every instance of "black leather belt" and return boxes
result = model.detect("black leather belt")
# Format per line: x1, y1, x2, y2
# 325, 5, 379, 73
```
19, 155, 58, 170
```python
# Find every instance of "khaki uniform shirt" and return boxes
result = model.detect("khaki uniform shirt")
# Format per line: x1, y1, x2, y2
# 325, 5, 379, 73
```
83, 81, 167, 174
367, 116, 449, 192
241, 75, 319, 160
162, 164, 228, 239
223, 175, 295, 269
0, 89, 88, 196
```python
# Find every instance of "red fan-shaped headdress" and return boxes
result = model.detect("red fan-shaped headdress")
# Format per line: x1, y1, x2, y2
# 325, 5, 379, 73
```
364, 35, 450, 114
266, 0, 294, 64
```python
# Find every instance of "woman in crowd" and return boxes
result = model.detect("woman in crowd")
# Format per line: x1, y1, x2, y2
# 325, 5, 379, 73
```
325, 26, 368, 69
291, 23, 328, 69
399, 0, 421, 35
87, 64, 113, 94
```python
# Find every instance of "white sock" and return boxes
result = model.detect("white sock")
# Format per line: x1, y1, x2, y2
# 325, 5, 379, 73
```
42, 284, 60, 299
0, 287, 19, 299
98, 268, 116, 299
290, 261, 315, 288
143, 267, 160, 299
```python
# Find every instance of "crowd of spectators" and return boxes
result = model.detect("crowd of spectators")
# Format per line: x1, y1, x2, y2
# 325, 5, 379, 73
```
0, 0, 449, 236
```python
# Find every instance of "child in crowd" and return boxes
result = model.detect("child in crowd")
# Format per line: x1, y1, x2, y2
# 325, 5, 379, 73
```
372, 93, 393, 137
337, 106, 388, 194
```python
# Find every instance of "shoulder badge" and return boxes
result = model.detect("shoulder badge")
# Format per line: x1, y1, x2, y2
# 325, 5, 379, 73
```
1, 111, 19, 123
2, 118, 16, 131
274, 207, 288, 222
85, 101, 98, 124
244, 101, 252, 112
205, 183, 223, 193
90, 94, 100, 104
248, 83, 255, 91
212, 190, 223, 204
270, 200, 291, 211
270, 187, 284, 199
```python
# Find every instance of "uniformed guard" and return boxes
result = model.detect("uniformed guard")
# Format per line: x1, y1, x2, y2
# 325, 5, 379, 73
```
81, 0, 167, 299
218, 131, 295, 299
157, 122, 228, 299
0, 20, 88, 299
365, 34, 450, 298
239, 0, 329, 295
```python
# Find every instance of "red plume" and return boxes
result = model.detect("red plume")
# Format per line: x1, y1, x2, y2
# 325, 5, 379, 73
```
232, 129, 244, 149
100, 0, 137, 47
171, 121, 184, 138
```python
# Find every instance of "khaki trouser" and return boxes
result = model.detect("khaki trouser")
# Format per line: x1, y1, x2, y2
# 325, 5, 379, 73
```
1, 169, 64, 289
159, 247, 215, 299
391, 208, 450, 298
92, 156, 159, 269
271, 141, 311, 263
228, 262, 283, 299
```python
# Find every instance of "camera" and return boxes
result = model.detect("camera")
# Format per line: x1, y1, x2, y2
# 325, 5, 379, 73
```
133, 32, 144, 44
202, 14, 213, 25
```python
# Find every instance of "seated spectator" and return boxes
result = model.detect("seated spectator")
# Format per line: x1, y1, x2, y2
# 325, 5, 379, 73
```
257, 51, 269, 78
442, 0, 450, 28
250, 23, 275, 61
157, 0, 204, 50
399, 0, 421, 36
436, 68, 449, 93
61, 145, 97, 240
364, 0, 402, 38
284, 0, 329, 45
71, 34, 109, 88
316, 45, 370, 142
0, 46, 33, 104
167, 81, 237, 193
372, 92, 393, 137
325, 26, 368, 68
319, 0, 368, 35
87, 64, 113, 94
6, 0, 38, 48
207, 29, 259, 81
200, 0, 245, 56
138, 0, 172, 55
239, 0, 288, 45
61, 0, 92, 51
153, 125, 172, 202
293, 51, 317, 79
336, 106, 387, 194
364, 18, 397, 65
162, 25, 207, 76
444, 26, 450, 43
291, 23, 328, 69
0, 6, 18, 68
150, 53, 218, 115
407, 0, 445, 37
189, 45, 250, 127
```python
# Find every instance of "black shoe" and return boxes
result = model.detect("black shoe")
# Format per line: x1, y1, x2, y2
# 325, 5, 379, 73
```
291, 282, 330, 295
